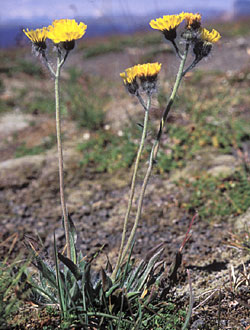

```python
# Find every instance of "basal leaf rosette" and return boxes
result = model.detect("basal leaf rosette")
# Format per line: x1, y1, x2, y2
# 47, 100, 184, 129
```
120, 63, 162, 95
47, 19, 87, 50
149, 14, 185, 41
23, 27, 48, 52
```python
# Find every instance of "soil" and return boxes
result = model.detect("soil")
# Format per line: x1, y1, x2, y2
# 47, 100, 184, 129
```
0, 30, 250, 329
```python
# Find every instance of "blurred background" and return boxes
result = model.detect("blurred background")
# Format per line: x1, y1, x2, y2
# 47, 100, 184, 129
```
0, 0, 249, 48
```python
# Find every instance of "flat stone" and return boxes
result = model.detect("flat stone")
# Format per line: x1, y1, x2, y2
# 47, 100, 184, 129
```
207, 164, 235, 177
231, 207, 250, 231
0, 112, 32, 136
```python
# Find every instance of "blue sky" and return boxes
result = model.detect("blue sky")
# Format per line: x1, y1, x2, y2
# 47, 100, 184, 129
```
0, 0, 234, 24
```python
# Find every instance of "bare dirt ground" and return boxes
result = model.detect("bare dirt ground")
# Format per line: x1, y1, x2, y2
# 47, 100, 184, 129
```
0, 28, 250, 328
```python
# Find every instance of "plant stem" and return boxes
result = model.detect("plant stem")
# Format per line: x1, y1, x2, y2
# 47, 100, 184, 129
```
120, 44, 189, 265
55, 55, 71, 260
171, 40, 183, 59
111, 94, 151, 281
182, 58, 200, 77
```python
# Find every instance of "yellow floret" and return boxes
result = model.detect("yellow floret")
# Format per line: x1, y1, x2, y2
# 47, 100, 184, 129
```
201, 28, 221, 43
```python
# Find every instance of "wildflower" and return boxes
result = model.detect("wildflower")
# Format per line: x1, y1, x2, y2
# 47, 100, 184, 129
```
120, 63, 162, 95
47, 19, 87, 50
149, 14, 184, 41
183, 12, 202, 30
193, 28, 221, 61
23, 27, 48, 52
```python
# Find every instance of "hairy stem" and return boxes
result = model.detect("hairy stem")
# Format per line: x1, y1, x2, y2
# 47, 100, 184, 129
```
120, 44, 189, 265
111, 94, 151, 281
182, 57, 200, 77
55, 55, 71, 260
171, 40, 183, 59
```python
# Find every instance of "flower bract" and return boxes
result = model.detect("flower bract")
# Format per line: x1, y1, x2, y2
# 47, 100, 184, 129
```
201, 28, 221, 43
23, 27, 48, 50
47, 19, 87, 48
183, 12, 201, 30
149, 14, 184, 40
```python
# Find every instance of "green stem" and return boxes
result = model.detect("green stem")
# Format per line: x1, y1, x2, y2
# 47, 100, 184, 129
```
120, 44, 189, 265
182, 57, 200, 77
171, 40, 183, 59
55, 55, 71, 260
111, 94, 151, 281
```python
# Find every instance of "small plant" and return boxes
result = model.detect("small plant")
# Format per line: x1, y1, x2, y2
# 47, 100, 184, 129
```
65, 68, 105, 129
15, 134, 56, 158
24, 217, 189, 328
78, 130, 139, 172
20, 12, 221, 328
179, 171, 250, 221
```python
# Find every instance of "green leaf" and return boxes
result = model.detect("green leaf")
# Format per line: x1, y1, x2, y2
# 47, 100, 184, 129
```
136, 247, 164, 292
68, 215, 77, 264
53, 233, 67, 317
58, 253, 81, 281
33, 255, 57, 288
126, 260, 145, 292
61, 214, 77, 264
101, 267, 113, 292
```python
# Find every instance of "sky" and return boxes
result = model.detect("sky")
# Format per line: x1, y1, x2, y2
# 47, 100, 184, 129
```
0, 0, 235, 24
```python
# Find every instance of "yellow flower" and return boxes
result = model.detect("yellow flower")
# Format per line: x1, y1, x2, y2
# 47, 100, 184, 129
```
183, 12, 201, 30
120, 66, 139, 94
23, 27, 48, 50
193, 28, 221, 61
120, 66, 137, 84
149, 14, 184, 40
120, 63, 162, 95
120, 63, 161, 83
135, 63, 162, 78
201, 28, 221, 43
47, 19, 87, 46
150, 14, 184, 32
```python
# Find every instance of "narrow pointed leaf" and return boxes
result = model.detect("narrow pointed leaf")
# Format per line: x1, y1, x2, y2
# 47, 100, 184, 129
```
33, 255, 57, 288
58, 252, 81, 280
136, 248, 164, 292
54, 233, 67, 316
101, 267, 112, 292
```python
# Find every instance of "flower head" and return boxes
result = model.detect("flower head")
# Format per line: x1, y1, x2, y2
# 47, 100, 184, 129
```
149, 14, 184, 41
183, 12, 202, 30
193, 28, 221, 61
135, 62, 162, 79
47, 19, 87, 50
120, 63, 162, 95
23, 27, 48, 51
201, 28, 221, 43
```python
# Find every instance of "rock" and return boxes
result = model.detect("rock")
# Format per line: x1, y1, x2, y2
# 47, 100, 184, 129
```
172, 152, 237, 180
207, 164, 235, 177
0, 155, 45, 188
230, 207, 250, 231
0, 112, 32, 137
